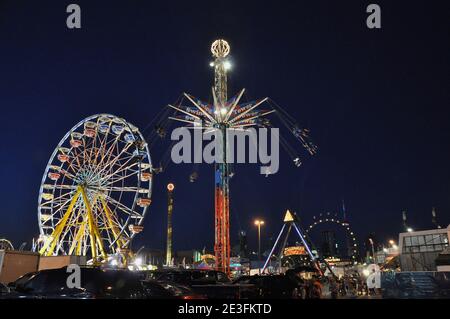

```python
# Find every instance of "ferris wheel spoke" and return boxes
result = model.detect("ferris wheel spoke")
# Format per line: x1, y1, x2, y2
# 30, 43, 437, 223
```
94, 142, 135, 180
103, 194, 142, 219
101, 202, 124, 230
65, 148, 84, 175
56, 204, 83, 253
97, 134, 122, 170
97, 161, 139, 184
41, 195, 75, 209
94, 204, 116, 246
91, 186, 144, 193
92, 126, 112, 166
50, 167, 77, 181
88, 129, 101, 165
50, 184, 78, 191
42, 187, 76, 200
40, 192, 74, 211
103, 170, 140, 188
98, 153, 137, 177
45, 195, 80, 221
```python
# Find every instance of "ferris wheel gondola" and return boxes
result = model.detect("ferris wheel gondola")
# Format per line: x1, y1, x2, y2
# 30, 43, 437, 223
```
37, 114, 152, 263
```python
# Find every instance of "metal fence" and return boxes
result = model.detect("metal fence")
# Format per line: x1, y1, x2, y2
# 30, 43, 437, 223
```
381, 271, 450, 298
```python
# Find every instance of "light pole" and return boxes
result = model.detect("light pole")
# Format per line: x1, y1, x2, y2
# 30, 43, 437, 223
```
368, 238, 375, 263
254, 219, 265, 271
389, 239, 398, 251
166, 183, 175, 266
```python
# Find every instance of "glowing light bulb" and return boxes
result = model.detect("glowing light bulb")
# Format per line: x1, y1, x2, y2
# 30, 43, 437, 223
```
223, 61, 232, 70
134, 258, 142, 266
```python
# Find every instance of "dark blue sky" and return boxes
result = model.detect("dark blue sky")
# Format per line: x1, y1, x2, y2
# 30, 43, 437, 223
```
0, 1, 449, 254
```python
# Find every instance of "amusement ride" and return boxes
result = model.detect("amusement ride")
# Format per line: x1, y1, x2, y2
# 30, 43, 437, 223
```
306, 211, 359, 262
147, 39, 318, 274
36, 114, 152, 264
32, 40, 317, 272
0, 239, 14, 251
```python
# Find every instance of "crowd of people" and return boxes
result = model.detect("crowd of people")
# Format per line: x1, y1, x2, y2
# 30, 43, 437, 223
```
286, 269, 376, 299
327, 275, 370, 298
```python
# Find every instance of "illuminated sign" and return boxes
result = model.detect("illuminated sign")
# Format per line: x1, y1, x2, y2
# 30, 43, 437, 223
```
284, 246, 306, 256
201, 254, 216, 261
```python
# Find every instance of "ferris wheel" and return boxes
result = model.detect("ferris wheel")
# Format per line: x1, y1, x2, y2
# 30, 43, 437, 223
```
0, 238, 14, 251
37, 114, 152, 263
306, 212, 359, 261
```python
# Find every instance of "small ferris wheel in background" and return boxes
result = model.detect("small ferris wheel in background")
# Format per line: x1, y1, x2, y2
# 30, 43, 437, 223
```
307, 212, 359, 261
0, 238, 14, 251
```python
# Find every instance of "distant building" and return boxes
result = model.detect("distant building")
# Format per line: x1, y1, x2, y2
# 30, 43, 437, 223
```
239, 230, 248, 258
374, 246, 399, 268
398, 225, 450, 271
435, 247, 450, 272
321, 230, 338, 258
174, 249, 202, 265
139, 248, 165, 267
364, 234, 378, 263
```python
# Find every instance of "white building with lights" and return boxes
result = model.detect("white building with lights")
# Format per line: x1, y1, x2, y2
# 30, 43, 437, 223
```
398, 225, 450, 271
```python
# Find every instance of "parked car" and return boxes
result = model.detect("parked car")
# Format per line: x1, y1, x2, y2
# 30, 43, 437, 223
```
0, 283, 10, 295
147, 269, 230, 285
232, 274, 301, 298
6, 271, 37, 291
1, 267, 174, 299
158, 281, 206, 299
145, 270, 241, 298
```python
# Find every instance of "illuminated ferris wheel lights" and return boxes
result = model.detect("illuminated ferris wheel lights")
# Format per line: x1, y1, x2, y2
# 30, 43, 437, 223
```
129, 224, 144, 234
57, 154, 70, 163
83, 121, 97, 138
48, 172, 61, 181
112, 124, 124, 135
307, 213, 359, 260
140, 172, 152, 182
40, 214, 51, 222
41, 193, 53, 201
70, 132, 83, 148
38, 114, 152, 262
136, 197, 152, 207
98, 124, 109, 133
124, 133, 136, 143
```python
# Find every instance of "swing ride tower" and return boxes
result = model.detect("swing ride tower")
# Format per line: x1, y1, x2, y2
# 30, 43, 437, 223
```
211, 39, 232, 274
166, 39, 317, 275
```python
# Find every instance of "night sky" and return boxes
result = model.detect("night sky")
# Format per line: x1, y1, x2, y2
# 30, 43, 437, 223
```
0, 1, 449, 255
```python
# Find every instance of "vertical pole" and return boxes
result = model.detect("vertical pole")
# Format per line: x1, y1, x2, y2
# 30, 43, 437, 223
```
166, 183, 174, 266
258, 224, 261, 261
212, 40, 231, 275
262, 224, 286, 273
